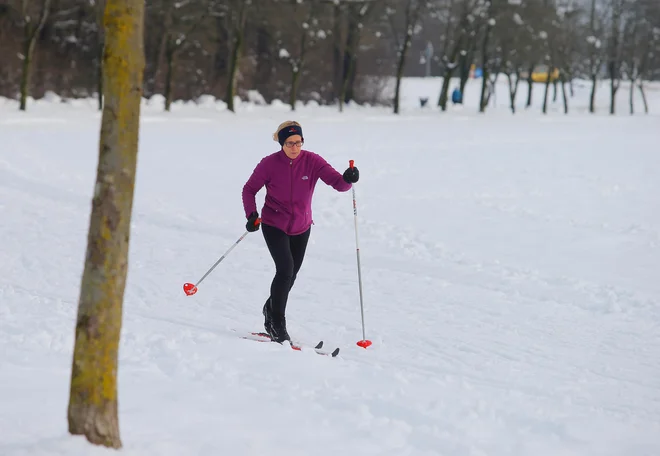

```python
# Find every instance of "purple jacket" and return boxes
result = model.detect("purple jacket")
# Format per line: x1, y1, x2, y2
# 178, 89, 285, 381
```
242, 149, 352, 235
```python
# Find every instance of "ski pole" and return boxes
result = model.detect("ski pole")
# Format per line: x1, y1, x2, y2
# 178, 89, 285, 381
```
183, 218, 260, 296
349, 160, 372, 349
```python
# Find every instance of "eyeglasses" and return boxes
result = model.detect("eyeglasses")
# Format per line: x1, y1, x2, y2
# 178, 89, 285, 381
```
284, 140, 304, 148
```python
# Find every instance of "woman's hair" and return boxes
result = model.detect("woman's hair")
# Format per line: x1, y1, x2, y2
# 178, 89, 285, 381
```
272, 121, 302, 142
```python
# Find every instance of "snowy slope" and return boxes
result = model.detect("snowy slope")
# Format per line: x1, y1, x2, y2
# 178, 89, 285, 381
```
1, 78, 659, 455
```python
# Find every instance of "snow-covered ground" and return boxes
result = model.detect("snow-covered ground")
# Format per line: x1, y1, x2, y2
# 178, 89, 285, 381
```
1, 77, 659, 455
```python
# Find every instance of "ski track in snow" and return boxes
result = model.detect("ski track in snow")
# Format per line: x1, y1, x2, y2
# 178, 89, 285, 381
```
1, 80, 660, 455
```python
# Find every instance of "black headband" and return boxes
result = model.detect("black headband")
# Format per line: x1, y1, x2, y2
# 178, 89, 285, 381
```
278, 125, 303, 145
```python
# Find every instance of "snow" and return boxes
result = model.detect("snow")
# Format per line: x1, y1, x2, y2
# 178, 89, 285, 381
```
1, 77, 660, 455
586, 36, 603, 49
246, 90, 267, 106
513, 13, 524, 25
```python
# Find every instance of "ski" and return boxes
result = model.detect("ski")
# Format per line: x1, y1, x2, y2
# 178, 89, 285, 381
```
243, 332, 340, 357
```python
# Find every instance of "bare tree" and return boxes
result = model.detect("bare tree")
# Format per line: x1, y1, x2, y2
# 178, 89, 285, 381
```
504, 58, 522, 113
159, 0, 209, 111
586, 0, 603, 113
96, 0, 106, 110
622, 0, 658, 114
519, 0, 549, 109
278, 0, 323, 110
635, 8, 660, 113
477, 0, 494, 113
496, 4, 529, 113
552, 1, 582, 114
541, 35, 555, 114
437, 0, 477, 110
67, 0, 144, 448
225, 0, 250, 112
15, 0, 52, 110
386, 0, 425, 114
606, 0, 625, 114
336, 0, 379, 111
1, 0, 659, 111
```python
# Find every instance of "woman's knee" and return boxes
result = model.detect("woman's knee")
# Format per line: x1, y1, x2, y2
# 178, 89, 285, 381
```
274, 263, 294, 281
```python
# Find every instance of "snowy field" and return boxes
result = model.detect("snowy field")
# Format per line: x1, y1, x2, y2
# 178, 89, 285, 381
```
1, 77, 660, 455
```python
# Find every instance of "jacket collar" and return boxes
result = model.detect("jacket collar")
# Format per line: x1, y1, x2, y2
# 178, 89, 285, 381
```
277, 148, 306, 162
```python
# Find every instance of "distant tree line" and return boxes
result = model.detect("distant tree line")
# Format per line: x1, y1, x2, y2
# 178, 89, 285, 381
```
1, 0, 658, 114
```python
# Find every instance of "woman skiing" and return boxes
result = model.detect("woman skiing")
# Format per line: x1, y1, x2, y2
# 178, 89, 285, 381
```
241, 121, 359, 343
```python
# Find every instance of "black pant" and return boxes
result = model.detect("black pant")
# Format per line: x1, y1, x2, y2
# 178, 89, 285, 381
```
262, 223, 311, 318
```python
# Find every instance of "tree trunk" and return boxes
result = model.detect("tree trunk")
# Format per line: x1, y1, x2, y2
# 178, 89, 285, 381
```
482, 73, 499, 111
97, 40, 104, 111
226, 34, 241, 112
19, 37, 34, 111
489, 72, 499, 106
146, 24, 169, 97
589, 73, 597, 113
439, 1, 470, 110
479, 20, 493, 113
338, 58, 355, 109
19, 0, 51, 111
588, 0, 597, 113
459, 36, 478, 98
393, 29, 413, 114
629, 79, 634, 115
345, 59, 358, 104
459, 58, 471, 95
255, 25, 273, 98
438, 67, 455, 111
332, 3, 342, 103
609, 60, 619, 115
96, 1, 106, 110
610, 76, 617, 115
479, 72, 489, 112
289, 69, 300, 110
525, 64, 534, 108
339, 9, 359, 112
164, 43, 174, 111
561, 76, 568, 114
458, 51, 470, 91
638, 81, 648, 114
458, 39, 476, 95
438, 42, 461, 110
226, 2, 248, 113
338, 54, 356, 112
67, 0, 144, 449
506, 71, 520, 114
289, 3, 313, 112
552, 80, 558, 102
542, 67, 552, 114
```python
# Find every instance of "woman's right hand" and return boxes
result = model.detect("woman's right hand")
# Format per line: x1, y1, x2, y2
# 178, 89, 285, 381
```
246, 211, 261, 232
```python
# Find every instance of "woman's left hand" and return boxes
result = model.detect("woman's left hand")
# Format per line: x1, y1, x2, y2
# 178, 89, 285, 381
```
343, 166, 359, 183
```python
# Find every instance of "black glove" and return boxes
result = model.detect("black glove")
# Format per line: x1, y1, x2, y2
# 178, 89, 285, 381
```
246, 211, 260, 232
343, 166, 359, 183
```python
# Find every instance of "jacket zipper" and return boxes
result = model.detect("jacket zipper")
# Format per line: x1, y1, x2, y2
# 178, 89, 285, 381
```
287, 159, 293, 233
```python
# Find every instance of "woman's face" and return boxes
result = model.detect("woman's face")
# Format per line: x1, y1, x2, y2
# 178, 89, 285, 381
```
282, 135, 303, 159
